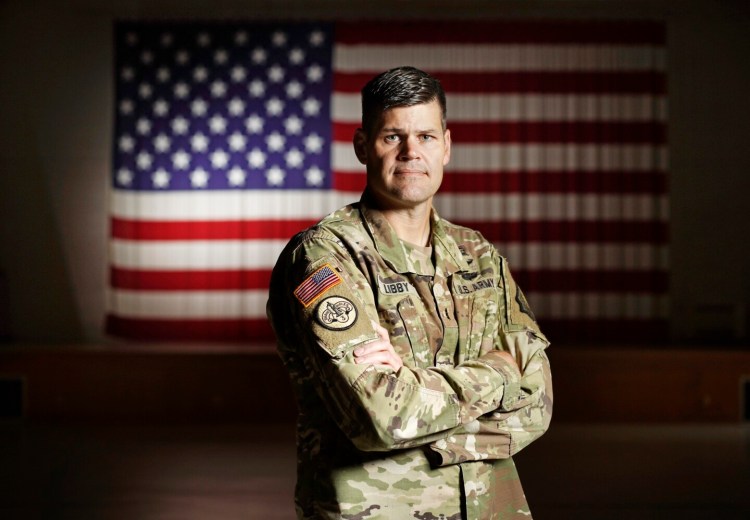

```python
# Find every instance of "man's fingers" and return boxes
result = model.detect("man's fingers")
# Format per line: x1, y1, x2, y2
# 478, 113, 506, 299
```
372, 321, 390, 341
356, 352, 401, 371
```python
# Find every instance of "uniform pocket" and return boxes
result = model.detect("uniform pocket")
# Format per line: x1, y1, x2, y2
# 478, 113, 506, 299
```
390, 297, 431, 368
453, 288, 499, 363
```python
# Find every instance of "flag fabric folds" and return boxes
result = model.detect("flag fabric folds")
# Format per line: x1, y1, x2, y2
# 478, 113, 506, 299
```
108, 20, 668, 344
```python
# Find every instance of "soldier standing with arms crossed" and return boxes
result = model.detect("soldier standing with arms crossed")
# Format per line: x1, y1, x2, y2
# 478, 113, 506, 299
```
267, 66, 552, 519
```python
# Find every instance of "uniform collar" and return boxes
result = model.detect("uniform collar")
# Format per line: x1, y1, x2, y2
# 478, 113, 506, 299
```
359, 192, 471, 276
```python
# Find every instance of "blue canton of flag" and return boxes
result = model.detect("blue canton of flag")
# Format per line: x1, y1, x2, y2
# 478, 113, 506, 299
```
114, 22, 334, 191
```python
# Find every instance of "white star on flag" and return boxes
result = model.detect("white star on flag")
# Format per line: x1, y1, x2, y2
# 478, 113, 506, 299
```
119, 135, 134, 152
265, 97, 284, 116
193, 66, 208, 82
153, 99, 169, 117
191, 99, 208, 117
227, 167, 246, 186
247, 148, 266, 168
285, 148, 304, 168
136, 151, 153, 170
286, 80, 304, 99
248, 80, 265, 97
245, 114, 264, 133
152, 168, 170, 188
228, 98, 245, 116
117, 168, 133, 186
266, 166, 286, 186
307, 64, 324, 82
210, 80, 227, 98
266, 132, 286, 152
136, 118, 152, 135
210, 149, 229, 169
172, 150, 191, 170
171, 116, 189, 134
305, 166, 324, 186
302, 97, 321, 116
304, 133, 324, 153
267, 65, 285, 83
190, 167, 210, 187
174, 82, 189, 98
209, 114, 227, 134
154, 134, 171, 152
228, 132, 247, 151
190, 133, 209, 152
284, 115, 303, 134
251, 47, 267, 64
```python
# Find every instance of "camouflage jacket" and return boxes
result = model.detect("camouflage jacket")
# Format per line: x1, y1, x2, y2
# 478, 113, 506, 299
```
267, 197, 552, 520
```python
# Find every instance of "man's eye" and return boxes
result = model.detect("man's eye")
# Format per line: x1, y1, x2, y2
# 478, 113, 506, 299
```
421, 135, 434, 142
384, 135, 400, 143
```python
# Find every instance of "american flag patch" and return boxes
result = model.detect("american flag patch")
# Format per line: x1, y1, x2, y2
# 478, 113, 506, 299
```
294, 264, 342, 307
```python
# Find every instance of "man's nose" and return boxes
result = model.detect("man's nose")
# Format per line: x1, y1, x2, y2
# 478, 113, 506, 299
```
398, 137, 420, 161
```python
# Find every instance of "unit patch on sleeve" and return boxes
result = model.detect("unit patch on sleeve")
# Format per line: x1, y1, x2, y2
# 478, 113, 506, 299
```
294, 263, 342, 307
315, 296, 358, 331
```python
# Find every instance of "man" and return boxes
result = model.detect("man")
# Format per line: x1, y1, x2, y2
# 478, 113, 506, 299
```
267, 66, 552, 519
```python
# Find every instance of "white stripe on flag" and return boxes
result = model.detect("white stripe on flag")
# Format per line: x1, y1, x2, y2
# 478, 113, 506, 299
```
111, 239, 288, 269
527, 292, 670, 320
110, 289, 269, 318
334, 45, 666, 71
110, 191, 668, 222
109, 289, 668, 320
110, 191, 356, 220
501, 243, 669, 271
434, 193, 669, 221
111, 240, 669, 271
332, 143, 669, 172
333, 94, 668, 123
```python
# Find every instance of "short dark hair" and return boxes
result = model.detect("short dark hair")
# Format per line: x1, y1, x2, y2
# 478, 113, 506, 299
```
360, 66, 447, 134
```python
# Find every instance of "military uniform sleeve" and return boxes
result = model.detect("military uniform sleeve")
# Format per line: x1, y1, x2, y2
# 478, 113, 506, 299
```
427, 258, 553, 466
269, 232, 526, 453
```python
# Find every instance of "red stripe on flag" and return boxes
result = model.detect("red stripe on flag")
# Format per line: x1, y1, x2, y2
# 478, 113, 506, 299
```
335, 21, 666, 45
334, 71, 666, 95
109, 218, 667, 243
464, 221, 668, 244
105, 315, 668, 344
441, 171, 668, 194
111, 267, 666, 293
111, 218, 317, 240
333, 121, 667, 144
106, 315, 276, 341
334, 171, 668, 195
111, 267, 271, 290
515, 269, 668, 293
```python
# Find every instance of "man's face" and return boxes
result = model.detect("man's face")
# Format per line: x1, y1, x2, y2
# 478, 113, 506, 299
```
354, 100, 451, 211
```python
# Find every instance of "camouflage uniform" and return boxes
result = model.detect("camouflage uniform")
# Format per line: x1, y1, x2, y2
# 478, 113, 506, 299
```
267, 195, 552, 520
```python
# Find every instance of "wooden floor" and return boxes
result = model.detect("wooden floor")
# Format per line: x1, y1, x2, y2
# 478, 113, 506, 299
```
1, 420, 749, 519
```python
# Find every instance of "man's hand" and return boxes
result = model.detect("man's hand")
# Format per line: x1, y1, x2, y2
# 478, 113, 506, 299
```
353, 323, 404, 371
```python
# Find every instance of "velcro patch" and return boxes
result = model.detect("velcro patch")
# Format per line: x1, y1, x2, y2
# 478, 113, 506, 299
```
294, 263, 342, 307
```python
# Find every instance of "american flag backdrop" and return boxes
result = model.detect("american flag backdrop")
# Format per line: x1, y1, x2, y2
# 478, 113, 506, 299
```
108, 20, 668, 344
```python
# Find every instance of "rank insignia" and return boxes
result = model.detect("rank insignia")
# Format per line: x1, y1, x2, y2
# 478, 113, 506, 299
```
315, 296, 358, 331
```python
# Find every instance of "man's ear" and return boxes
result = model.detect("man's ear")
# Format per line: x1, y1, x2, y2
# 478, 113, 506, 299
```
353, 128, 368, 165
443, 128, 452, 166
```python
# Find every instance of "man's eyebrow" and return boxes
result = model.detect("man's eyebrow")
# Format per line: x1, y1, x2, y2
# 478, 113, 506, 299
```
377, 126, 440, 134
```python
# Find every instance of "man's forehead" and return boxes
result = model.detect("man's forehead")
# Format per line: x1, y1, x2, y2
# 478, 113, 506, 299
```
373, 101, 444, 129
